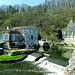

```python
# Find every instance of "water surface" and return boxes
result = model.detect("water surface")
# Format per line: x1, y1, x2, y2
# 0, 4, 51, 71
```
0, 61, 45, 75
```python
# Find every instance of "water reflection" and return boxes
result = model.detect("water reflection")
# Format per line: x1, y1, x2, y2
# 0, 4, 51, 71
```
38, 47, 50, 52
0, 61, 44, 75
0, 59, 58, 75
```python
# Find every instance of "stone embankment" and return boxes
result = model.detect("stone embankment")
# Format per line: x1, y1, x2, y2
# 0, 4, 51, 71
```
5, 49, 36, 56
63, 49, 75, 75
0, 49, 36, 63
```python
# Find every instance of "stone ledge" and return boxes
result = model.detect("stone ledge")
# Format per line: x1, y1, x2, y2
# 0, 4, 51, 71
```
5, 49, 36, 56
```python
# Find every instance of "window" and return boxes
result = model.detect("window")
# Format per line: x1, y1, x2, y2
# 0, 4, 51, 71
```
33, 36, 34, 40
2, 34, 3, 40
69, 31, 72, 38
30, 29, 34, 33
31, 36, 34, 40
73, 31, 75, 38
21, 29, 24, 33
4, 34, 7, 40
20, 29, 24, 33
6, 34, 9, 40
29, 36, 34, 40
18, 34, 20, 40
0, 34, 3, 40
31, 36, 33, 39
66, 31, 68, 38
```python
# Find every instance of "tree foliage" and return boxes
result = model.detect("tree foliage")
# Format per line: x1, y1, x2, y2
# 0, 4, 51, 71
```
0, 0, 75, 37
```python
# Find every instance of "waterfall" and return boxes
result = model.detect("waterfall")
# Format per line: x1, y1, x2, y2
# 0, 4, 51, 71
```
35, 56, 47, 64
38, 60, 65, 75
24, 55, 36, 61
23, 53, 66, 75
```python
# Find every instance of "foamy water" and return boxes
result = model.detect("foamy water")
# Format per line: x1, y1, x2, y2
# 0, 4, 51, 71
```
23, 55, 65, 75
38, 60, 65, 75
35, 56, 47, 64
24, 55, 36, 61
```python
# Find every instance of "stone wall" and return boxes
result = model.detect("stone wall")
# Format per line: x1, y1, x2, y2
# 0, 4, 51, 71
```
64, 38, 75, 46
63, 49, 75, 75
24, 29, 38, 47
3, 42, 9, 48
62, 51, 72, 59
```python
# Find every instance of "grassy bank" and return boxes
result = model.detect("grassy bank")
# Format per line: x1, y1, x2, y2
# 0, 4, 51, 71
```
0, 54, 26, 60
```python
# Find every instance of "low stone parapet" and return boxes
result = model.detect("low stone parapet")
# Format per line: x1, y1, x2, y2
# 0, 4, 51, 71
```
5, 49, 36, 56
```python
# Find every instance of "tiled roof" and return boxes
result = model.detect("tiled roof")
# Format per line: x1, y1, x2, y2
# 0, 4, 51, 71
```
12, 26, 37, 30
66, 19, 75, 31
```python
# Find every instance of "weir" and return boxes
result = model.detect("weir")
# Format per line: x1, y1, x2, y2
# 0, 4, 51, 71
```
24, 55, 36, 61
23, 53, 68, 75
24, 53, 44, 61
38, 60, 65, 75
35, 56, 47, 64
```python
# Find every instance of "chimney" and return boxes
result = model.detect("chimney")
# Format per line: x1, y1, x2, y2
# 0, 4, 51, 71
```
7, 26, 9, 30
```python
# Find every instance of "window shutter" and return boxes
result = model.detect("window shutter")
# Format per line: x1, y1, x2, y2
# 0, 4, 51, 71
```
21, 29, 24, 33
15, 35, 16, 40
29, 36, 31, 39
2, 34, 3, 40
7, 35, 9, 40
11, 34, 13, 40
30, 29, 31, 33
4, 34, 5, 40
33, 29, 34, 33
21, 35, 23, 40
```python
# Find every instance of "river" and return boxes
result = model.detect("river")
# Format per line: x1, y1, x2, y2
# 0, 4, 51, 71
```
0, 47, 69, 75
0, 60, 56, 75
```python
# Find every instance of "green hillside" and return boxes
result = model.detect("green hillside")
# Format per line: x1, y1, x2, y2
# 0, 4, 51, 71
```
0, 0, 75, 37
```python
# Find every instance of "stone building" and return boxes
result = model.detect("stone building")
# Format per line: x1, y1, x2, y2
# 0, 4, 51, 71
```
12, 26, 38, 47
64, 19, 75, 46
0, 26, 38, 48
0, 30, 21, 48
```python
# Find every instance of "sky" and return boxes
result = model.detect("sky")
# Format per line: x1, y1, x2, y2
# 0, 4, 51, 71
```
0, 0, 45, 6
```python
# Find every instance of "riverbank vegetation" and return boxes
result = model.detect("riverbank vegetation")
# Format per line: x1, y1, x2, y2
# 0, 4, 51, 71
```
0, 54, 26, 60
